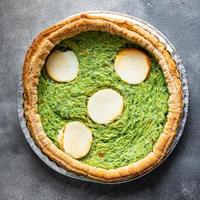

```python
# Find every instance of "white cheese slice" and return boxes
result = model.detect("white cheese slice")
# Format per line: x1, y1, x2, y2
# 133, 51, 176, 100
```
46, 50, 79, 82
87, 89, 124, 124
59, 122, 93, 159
114, 48, 151, 84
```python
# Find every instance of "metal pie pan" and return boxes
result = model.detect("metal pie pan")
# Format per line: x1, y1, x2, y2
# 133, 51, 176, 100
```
18, 11, 189, 184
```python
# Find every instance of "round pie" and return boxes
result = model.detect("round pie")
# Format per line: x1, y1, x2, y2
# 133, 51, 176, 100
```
22, 13, 183, 182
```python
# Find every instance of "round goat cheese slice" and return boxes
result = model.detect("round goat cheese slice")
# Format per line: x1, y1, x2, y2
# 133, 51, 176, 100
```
114, 48, 151, 84
46, 50, 79, 82
87, 89, 124, 124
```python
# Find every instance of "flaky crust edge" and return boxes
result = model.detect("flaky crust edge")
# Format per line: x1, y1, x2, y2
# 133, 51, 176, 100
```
22, 14, 183, 182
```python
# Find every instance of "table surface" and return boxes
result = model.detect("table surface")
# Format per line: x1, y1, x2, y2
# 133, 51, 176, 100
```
0, 0, 200, 199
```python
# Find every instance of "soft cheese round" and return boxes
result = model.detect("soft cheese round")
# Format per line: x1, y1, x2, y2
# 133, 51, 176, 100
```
87, 89, 124, 124
46, 50, 79, 82
58, 122, 93, 159
114, 48, 150, 84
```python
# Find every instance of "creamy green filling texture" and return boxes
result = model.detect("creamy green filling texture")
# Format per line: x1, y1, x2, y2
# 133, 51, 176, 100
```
38, 31, 169, 169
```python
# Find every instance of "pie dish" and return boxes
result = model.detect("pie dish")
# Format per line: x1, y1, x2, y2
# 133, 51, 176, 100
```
22, 13, 183, 182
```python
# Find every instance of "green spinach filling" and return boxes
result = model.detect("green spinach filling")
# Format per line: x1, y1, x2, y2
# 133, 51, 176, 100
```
38, 31, 169, 169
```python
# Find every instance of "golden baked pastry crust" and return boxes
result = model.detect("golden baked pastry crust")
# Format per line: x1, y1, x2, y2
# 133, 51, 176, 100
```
22, 13, 183, 182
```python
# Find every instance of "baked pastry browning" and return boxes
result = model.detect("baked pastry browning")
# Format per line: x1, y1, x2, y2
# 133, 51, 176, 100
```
23, 14, 183, 182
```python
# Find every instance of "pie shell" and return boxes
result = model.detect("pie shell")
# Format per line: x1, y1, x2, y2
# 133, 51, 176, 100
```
22, 14, 183, 182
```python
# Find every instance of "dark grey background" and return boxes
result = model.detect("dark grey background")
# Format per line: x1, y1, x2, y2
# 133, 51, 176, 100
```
0, 0, 200, 199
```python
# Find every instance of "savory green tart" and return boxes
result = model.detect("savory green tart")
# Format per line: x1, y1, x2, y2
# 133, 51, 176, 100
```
23, 14, 183, 181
